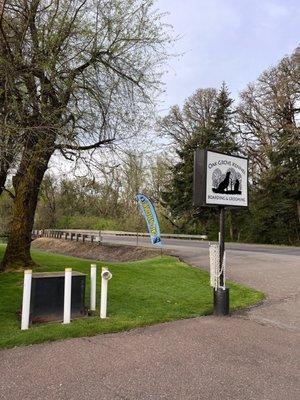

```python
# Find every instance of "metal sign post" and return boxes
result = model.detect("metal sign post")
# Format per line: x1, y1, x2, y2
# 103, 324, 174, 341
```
219, 206, 225, 287
194, 149, 248, 316
213, 206, 229, 316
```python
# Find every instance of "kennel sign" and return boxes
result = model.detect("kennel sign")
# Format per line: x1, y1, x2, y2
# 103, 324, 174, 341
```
193, 149, 248, 208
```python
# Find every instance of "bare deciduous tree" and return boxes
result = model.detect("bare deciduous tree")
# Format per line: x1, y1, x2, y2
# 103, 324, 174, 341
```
0, 0, 170, 270
237, 55, 300, 180
237, 53, 300, 223
157, 88, 218, 146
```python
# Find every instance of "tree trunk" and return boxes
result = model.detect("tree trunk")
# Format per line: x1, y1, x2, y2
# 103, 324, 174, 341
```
0, 149, 52, 271
0, 145, 15, 197
0, 169, 8, 197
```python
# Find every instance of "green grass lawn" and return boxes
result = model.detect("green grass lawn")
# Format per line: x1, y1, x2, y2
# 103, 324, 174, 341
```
0, 245, 264, 349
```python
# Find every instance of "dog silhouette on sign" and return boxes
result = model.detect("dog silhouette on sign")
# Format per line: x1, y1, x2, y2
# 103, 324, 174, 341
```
234, 179, 240, 193
212, 171, 231, 193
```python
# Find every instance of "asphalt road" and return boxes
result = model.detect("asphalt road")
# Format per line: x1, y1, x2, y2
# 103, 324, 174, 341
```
1, 237, 299, 399
101, 234, 300, 256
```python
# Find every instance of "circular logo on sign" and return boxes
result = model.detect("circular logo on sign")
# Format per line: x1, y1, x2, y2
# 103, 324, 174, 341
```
212, 168, 242, 194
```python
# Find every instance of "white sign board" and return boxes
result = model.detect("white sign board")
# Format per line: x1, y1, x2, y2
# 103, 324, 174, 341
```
193, 149, 248, 208
206, 151, 248, 207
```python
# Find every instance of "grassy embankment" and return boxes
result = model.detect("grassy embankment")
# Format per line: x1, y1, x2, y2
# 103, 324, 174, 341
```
0, 245, 264, 349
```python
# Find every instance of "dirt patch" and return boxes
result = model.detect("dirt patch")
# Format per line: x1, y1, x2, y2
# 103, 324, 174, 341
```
31, 237, 161, 262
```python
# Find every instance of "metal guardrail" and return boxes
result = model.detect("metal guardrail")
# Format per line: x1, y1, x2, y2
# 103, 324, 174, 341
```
33, 229, 208, 243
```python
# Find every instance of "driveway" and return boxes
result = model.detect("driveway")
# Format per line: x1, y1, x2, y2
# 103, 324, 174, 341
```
169, 245, 300, 332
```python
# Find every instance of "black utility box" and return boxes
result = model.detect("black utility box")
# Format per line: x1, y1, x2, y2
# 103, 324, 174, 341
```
30, 271, 86, 323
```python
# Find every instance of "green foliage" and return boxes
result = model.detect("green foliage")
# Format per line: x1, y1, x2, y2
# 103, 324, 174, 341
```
57, 216, 121, 231
32, 150, 175, 234
0, 245, 264, 349
0, 0, 172, 270
56, 212, 174, 234
246, 167, 300, 245
237, 54, 300, 245
161, 84, 239, 237
158, 53, 300, 245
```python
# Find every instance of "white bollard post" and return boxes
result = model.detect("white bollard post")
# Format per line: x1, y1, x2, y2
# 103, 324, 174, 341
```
100, 267, 112, 319
63, 268, 72, 324
90, 264, 97, 311
21, 270, 32, 330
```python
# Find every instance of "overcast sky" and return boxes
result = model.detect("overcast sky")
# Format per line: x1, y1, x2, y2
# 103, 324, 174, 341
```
156, 0, 300, 113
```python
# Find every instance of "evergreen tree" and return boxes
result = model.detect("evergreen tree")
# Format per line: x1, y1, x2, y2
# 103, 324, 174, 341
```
159, 84, 238, 236
247, 114, 300, 244
239, 54, 300, 244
